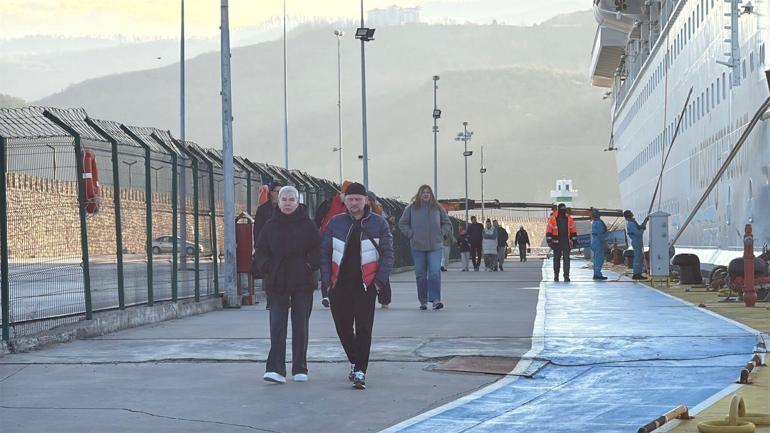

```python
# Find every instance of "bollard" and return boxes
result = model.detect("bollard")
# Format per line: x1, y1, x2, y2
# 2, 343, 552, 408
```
743, 224, 756, 307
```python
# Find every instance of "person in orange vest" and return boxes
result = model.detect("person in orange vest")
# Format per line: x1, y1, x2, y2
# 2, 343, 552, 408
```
546, 203, 577, 282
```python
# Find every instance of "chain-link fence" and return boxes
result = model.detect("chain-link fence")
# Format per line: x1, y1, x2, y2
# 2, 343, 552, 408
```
0, 106, 458, 342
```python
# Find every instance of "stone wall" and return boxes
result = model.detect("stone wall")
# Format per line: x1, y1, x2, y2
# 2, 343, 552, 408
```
5, 173, 224, 259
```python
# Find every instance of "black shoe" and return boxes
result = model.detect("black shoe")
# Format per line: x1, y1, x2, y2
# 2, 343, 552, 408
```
564, 277, 571, 282
433, 302, 444, 310
593, 276, 608, 281
352, 371, 366, 390
554, 276, 559, 282
632, 274, 646, 280
441, 266, 447, 272
322, 297, 330, 308
419, 304, 428, 310
499, 266, 503, 271
474, 267, 479, 272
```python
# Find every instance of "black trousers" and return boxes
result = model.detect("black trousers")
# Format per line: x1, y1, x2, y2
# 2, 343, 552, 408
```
330, 281, 377, 373
266, 291, 314, 376
553, 246, 571, 278
518, 243, 527, 262
470, 242, 483, 269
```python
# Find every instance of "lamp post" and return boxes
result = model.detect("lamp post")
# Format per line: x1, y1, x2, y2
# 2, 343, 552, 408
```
455, 122, 474, 222
179, 0, 188, 265
355, 1, 375, 188
333, 29, 344, 185
480, 145, 487, 221
432, 75, 441, 197
283, 0, 289, 169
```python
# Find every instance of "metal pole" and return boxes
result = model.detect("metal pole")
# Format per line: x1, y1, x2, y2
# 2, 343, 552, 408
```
433, 76, 438, 197
283, 0, 289, 169
463, 122, 469, 222
360, 0, 370, 189
179, 0, 188, 267
480, 144, 485, 221
144, 146, 154, 306
220, 0, 238, 307
336, 30, 344, 185
192, 158, 200, 301
0, 137, 10, 340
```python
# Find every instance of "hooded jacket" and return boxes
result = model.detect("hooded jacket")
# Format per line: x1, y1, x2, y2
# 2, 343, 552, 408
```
253, 206, 320, 295
320, 206, 394, 293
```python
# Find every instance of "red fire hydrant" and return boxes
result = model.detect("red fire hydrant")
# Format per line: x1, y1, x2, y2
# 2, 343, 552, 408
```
236, 212, 256, 305
743, 224, 756, 307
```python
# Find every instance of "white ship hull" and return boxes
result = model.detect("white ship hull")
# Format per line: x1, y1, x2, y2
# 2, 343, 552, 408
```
592, 0, 770, 267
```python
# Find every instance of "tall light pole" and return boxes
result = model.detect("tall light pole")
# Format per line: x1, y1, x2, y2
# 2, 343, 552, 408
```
455, 122, 473, 222
220, 0, 238, 307
355, 1, 375, 188
432, 75, 441, 197
480, 145, 487, 221
179, 0, 188, 265
333, 29, 344, 185
282, 0, 289, 169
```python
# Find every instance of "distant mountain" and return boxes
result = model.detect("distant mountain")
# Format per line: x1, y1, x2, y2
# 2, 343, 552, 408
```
35, 10, 619, 207
0, 93, 26, 108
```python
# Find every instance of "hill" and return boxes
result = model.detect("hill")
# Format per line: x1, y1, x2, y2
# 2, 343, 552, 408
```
36, 10, 620, 207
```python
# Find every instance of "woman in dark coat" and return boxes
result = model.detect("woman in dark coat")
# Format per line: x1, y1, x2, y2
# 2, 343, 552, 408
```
254, 186, 320, 384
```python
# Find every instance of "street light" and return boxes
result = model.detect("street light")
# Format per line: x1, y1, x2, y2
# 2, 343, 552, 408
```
480, 145, 487, 221
355, 0, 375, 188
432, 75, 440, 198
334, 29, 344, 185
283, 0, 289, 169
454, 122, 474, 222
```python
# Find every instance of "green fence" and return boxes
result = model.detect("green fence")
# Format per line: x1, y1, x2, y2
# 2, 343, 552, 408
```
0, 106, 458, 342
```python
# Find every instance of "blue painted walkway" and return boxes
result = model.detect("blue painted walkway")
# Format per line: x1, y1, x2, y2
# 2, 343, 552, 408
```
383, 261, 762, 433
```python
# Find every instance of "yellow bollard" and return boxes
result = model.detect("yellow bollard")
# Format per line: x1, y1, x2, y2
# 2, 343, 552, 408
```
697, 396, 756, 433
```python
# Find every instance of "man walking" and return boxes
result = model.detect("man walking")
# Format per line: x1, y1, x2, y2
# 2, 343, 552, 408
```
514, 226, 530, 262
624, 210, 647, 280
591, 208, 608, 281
493, 220, 509, 271
546, 203, 577, 282
320, 183, 394, 390
467, 215, 484, 271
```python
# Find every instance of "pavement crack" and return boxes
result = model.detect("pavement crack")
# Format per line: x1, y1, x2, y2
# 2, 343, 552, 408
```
0, 404, 284, 432
0, 365, 28, 383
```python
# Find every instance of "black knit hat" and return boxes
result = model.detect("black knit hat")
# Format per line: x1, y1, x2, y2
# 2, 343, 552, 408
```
269, 180, 284, 191
345, 182, 367, 196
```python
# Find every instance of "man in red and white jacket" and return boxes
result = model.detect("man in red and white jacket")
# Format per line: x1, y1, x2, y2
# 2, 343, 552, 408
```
320, 182, 394, 390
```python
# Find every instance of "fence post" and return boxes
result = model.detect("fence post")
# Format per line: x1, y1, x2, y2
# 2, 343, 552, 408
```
1, 136, 10, 340
192, 158, 201, 301
208, 159, 219, 294
152, 134, 178, 302
44, 111, 93, 319
86, 118, 126, 309
121, 126, 154, 306
246, 169, 252, 216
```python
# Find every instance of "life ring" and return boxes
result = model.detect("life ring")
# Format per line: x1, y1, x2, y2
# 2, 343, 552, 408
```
81, 149, 101, 214
697, 396, 756, 433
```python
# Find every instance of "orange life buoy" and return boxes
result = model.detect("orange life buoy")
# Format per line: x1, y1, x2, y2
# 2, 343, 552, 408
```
81, 149, 101, 214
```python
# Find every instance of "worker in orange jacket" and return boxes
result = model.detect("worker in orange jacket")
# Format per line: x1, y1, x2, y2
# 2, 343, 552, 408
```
546, 203, 577, 282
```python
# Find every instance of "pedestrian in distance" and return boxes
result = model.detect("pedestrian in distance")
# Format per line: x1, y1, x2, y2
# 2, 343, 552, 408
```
457, 223, 471, 272
493, 220, 509, 271
441, 229, 455, 272
253, 186, 320, 384
514, 226, 530, 262
482, 219, 498, 271
546, 203, 577, 282
467, 215, 484, 271
590, 208, 608, 281
252, 180, 284, 310
320, 182, 394, 390
398, 184, 452, 310
624, 210, 648, 280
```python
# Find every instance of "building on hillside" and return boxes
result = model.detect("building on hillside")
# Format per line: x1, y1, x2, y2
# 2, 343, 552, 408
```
367, 6, 421, 26
550, 178, 578, 207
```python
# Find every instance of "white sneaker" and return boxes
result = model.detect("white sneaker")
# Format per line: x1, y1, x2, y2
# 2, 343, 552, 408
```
352, 371, 366, 389
263, 372, 286, 384
292, 373, 308, 382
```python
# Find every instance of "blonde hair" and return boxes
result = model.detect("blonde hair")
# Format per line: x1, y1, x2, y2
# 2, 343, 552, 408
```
412, 184, 438, 209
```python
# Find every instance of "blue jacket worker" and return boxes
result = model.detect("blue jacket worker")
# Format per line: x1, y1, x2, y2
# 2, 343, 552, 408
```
590, 208, 608, 281
624, 210, 647, 280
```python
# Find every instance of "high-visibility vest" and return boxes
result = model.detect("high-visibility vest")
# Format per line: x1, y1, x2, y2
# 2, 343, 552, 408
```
546, 213, 577, 239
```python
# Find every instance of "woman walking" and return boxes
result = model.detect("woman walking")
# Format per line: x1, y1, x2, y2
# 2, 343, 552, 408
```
398, 185, 452, 310
482, 219, 498, 271
254, 186, 321, 384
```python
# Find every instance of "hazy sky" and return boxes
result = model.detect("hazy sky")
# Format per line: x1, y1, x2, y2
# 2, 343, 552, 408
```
1, 0, 587, 39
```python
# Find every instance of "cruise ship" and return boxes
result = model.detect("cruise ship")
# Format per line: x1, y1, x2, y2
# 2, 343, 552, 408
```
590, 0, 770, 268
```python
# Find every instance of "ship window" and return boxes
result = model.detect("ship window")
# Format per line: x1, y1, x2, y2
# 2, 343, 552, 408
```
711, 83, 715, 108
717, 78, 720, 104
706, 88, 710, 113
742, 59, 747, 78
697, 4, 701, 23
722, 72, 727, 96
750, 52, 755, 72
761, 43, 766, 65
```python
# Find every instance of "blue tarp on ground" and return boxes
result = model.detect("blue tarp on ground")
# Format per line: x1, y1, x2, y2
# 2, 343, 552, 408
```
387, 261, 761, 433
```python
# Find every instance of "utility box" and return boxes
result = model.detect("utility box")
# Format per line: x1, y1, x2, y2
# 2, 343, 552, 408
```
648, 211, 671, 277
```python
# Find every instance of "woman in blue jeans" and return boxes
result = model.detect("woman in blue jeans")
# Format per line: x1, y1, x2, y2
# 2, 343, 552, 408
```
398, 185, 453, 310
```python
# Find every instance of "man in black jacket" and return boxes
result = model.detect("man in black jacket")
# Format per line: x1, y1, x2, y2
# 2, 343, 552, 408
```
514, 226, 530, 262
252, 181, 283, 275
466, 216, 484, 271
493, 220, 509, 271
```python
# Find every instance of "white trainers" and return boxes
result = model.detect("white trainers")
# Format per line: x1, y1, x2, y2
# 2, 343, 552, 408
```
348, 364, 356, 382
352, 371, 366, 390
263, 372, 286, 384
292, 373, 308, 382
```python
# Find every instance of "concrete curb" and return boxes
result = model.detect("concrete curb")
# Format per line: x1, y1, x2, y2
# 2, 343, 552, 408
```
4, 297, 222, 355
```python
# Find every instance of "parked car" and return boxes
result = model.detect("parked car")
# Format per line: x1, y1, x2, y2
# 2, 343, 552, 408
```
152, 236, 204, 255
